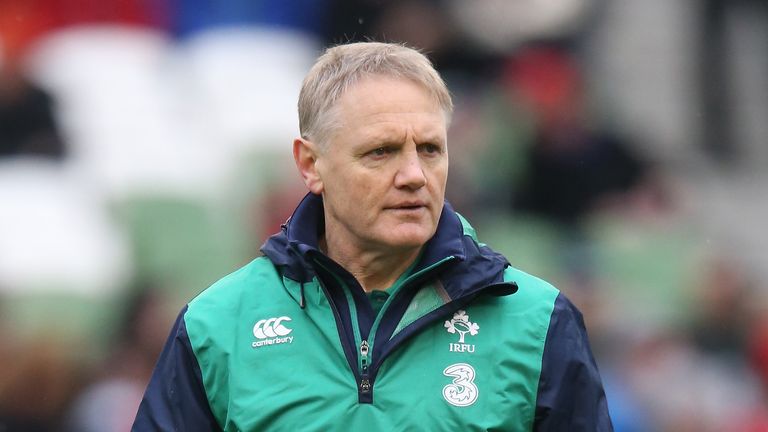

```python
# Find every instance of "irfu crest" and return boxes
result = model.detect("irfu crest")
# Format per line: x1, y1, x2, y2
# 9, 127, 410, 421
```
444, 310, 479, 343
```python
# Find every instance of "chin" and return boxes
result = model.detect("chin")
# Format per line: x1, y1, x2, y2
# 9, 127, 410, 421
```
387, 238, 428, 250
380, 226, 435, 250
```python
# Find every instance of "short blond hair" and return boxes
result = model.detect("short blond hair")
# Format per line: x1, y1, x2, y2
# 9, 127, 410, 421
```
298, 42, 453, 148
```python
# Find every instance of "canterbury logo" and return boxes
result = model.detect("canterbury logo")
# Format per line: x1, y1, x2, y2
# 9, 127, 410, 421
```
251, 316, 294, 348
253, 316, 293, 338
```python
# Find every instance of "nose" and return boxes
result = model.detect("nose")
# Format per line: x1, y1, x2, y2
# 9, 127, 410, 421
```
394, 149, 427, 190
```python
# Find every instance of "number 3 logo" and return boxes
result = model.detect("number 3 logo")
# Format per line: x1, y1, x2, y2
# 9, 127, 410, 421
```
442, 363, 479, 407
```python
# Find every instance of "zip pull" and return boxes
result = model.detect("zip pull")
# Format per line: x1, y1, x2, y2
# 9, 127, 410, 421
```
360, 378, 371, 394
360, 340, 370, 363
360, 340, 371, 394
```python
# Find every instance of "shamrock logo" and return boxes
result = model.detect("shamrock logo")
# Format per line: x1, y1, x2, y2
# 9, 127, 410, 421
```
444, 310, 480, 343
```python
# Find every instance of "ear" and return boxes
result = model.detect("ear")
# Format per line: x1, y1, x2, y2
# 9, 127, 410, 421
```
293, 137, 324, 195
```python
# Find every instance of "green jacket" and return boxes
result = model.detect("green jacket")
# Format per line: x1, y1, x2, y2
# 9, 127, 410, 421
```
133, 194, 612, 431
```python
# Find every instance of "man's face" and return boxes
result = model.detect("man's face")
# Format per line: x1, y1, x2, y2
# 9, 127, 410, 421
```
313, 76, 449, 252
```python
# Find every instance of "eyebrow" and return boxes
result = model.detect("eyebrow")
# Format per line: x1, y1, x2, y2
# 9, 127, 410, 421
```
360, 126, 407, 147
416, 133, 446, 144
355, 121, 446, 148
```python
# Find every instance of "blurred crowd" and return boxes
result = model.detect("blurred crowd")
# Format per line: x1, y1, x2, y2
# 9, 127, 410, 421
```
1, 0, 767, 431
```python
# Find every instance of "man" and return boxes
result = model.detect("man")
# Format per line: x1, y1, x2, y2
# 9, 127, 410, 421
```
133, 42, 612, 431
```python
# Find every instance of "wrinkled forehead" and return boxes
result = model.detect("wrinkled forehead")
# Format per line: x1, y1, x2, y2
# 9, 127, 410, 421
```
336, 75, 449, 115
312, 76, 450, 152
352, 113, 447, 142
338, 76, 447, 120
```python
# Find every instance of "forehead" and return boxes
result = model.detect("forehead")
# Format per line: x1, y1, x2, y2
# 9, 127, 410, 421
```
334, 76, 447, 139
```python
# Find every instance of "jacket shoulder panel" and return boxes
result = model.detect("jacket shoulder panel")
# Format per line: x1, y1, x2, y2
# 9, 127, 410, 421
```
188, 256, 281, 311
496, 266, 560, 429
502, 265, 560, 313
132, 307, 222, 431
183, 256, 292, 427
534, 294, 613, 431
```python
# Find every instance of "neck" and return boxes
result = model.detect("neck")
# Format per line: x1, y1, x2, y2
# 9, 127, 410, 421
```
320, 235, 421, 293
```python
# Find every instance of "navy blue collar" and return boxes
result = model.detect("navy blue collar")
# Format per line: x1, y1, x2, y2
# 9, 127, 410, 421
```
260, 193, 514, 299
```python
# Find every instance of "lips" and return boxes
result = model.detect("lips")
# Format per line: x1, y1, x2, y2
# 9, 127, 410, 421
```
385, 201, 427, 210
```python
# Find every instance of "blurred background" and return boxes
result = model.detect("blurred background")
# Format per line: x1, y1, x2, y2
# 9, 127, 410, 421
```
1, 0, 767, 430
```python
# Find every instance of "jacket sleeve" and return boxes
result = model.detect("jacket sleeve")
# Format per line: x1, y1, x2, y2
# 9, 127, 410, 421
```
533, 294, 613, 431
132, 306, 222, 431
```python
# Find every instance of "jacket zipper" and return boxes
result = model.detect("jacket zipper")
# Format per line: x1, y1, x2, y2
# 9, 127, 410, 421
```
351, 257, 456, 402
314, 254, 513, 405
312, 259, 379, 402
313, 273, 367, 399
359, 340, 371, 395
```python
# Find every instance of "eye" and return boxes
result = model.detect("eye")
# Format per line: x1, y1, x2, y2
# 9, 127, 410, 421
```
418, 143, 442, 155
367, 147, 393, 158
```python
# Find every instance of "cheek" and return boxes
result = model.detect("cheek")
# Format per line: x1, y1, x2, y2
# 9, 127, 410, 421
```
426, 158, 448, 179
329, 176, 379, 211
428, 165, 449, 193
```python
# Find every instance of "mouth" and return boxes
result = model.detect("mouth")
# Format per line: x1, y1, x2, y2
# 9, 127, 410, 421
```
385, 202, 428, 212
